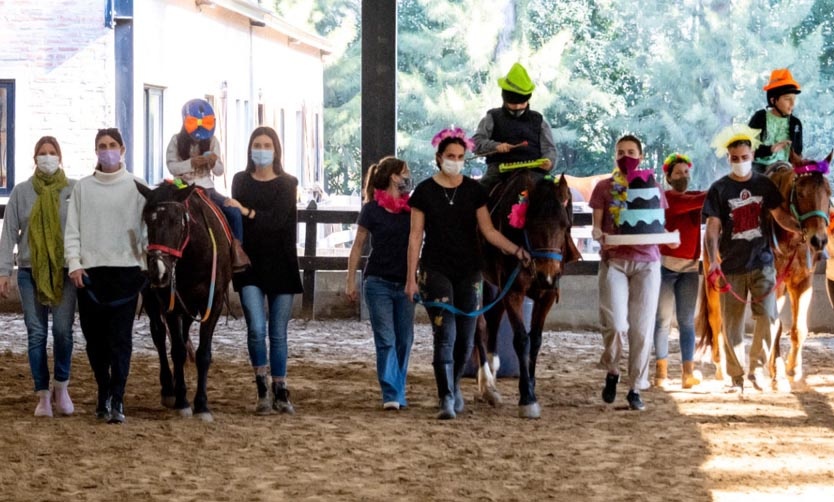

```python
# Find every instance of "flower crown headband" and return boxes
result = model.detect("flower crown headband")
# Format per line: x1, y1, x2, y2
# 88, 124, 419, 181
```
794, 160, 830, 176
662, 153, 692, 174
431, 127, 475, 152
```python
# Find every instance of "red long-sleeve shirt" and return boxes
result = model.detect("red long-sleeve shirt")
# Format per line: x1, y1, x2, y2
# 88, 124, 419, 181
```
660, 190, 707, 260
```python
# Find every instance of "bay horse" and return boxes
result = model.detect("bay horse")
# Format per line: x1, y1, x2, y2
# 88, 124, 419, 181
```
475, 170, 581, 418
136, 181, 233, 421
697, 152, 831, 389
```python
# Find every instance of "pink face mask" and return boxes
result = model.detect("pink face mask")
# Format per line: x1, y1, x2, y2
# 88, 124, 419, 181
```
97, 149, 121, 169
617, 155, 652, 183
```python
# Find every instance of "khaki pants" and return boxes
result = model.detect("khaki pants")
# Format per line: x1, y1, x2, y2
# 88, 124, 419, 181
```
598, 259, 661, 391
718, 266, 778, 379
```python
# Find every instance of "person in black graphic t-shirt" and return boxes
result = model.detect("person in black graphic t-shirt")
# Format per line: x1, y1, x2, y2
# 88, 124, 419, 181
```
703, 125, 801, 393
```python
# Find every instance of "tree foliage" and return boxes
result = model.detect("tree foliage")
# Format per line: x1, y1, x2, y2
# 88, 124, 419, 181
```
276, 0, 834, 193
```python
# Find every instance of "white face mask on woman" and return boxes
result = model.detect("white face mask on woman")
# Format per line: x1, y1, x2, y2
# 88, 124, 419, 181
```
36, 155, 60, 175
441, 159, 464, 176
730, 160, 752, 177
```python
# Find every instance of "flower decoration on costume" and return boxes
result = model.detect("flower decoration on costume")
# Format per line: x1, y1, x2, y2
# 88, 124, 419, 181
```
609, 167, 628, 226
373, 189, 410, 213
794, 160, 830, 176
662, 153, 692, 174
431, 127, 475, 152
710, 124, 762, 158
508, 190, 529, 228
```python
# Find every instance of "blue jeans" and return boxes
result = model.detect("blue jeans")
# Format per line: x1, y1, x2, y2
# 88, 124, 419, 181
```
241, 286, 293, 377
17, 268, 77, 392
653, 266, 699, 362
206, 188, 243, 241
364, 275, 415, 406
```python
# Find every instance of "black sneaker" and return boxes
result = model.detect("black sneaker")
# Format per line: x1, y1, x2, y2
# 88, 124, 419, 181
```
626, 390, 645, 411
602, 373, 619, 403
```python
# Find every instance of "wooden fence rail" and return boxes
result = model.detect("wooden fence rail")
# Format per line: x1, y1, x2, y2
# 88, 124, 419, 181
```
296, 207, 599, 319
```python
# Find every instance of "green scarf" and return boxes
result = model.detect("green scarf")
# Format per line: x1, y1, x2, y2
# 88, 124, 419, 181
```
28, 169, 68, 305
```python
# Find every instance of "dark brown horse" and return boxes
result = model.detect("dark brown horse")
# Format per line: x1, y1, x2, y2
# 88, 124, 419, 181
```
697, 152, 831, 389
475, 170, 580, 418
136, 181, 233, 421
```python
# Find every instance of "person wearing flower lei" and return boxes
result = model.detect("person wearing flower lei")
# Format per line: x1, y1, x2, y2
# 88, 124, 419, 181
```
405, 128, 530, 420
589, 134, 668, 411
346, 156, 415, 411
703, 124, 802, 393
652, 153, 707, 390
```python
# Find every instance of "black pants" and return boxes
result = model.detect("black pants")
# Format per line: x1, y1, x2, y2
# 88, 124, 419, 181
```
78, 268, 142, 403
419, 268, 482, 370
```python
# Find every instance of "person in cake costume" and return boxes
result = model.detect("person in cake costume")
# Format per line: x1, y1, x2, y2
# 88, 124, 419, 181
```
652, 153, 707, 389
590, 134, 674, 411
472, 62, 558, 194
702, 124, 802, 393
748, 68, 803, 174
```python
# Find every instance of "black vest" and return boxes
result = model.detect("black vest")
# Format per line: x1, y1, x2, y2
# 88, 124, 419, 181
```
485, 107, 543, 165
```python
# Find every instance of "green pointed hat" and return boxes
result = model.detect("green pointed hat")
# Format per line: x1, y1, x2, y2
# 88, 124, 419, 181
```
498, 62, 536, 95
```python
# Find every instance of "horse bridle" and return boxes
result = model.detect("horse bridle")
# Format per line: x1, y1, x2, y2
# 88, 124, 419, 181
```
146, 200, 191, 258
522, 229, 564, 262
789, 173, 830, 228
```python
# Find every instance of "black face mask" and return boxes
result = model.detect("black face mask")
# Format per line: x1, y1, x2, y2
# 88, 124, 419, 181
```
396, 176, 413, 194
669, 177, 689, 192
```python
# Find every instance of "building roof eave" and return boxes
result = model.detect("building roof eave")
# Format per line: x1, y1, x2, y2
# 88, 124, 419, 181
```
205, 0, 333, 55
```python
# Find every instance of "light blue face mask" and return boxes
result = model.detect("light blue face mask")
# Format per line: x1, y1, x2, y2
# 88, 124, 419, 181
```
251, 149, 274, 168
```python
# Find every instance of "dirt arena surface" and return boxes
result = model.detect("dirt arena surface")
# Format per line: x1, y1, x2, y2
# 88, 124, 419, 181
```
1, 314, 834, 501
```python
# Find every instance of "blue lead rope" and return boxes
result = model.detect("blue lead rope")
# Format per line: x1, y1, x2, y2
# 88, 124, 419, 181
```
414, 263, 523, 317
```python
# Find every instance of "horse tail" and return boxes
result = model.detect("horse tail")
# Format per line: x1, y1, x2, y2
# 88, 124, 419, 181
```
695, 274, 715, 355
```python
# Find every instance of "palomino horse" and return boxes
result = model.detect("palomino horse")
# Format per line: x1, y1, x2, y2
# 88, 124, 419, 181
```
475, 171, 581, 418
136, 181, 233, 421
697, 153, 831, 388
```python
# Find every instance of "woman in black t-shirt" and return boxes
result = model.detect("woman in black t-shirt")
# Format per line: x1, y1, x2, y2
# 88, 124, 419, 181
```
405, 128, 530, 420
346, 156, 414, 411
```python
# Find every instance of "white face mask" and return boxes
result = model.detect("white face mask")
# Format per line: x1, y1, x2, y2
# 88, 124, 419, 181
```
36, 155, 60, 175
730, 160, 752, 177
441, 159, 464, 176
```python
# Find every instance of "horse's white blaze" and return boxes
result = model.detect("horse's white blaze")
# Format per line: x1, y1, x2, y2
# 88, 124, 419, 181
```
156, 258, 167, 282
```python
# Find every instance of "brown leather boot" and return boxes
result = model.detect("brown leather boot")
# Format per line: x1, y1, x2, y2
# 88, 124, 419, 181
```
682, 361, 702, 389
653, 359, 668, 388
231, 239, 251, 273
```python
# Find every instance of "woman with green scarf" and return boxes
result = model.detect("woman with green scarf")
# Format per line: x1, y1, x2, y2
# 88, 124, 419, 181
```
0, 136, 77, 418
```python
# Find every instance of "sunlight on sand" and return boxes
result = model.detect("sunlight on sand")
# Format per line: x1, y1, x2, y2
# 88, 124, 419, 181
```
665, 362, 834, 502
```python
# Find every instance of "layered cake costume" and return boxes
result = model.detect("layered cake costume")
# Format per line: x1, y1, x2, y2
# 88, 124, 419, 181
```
606, 156, 680, 245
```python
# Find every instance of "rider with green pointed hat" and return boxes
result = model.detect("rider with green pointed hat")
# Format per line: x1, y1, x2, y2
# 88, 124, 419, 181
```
473, 62, 558, 192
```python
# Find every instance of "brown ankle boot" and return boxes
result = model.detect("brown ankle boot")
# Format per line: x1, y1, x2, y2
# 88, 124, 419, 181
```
654, 359, 668, 388
231, 239, 251, 273
682, 361, 702, 389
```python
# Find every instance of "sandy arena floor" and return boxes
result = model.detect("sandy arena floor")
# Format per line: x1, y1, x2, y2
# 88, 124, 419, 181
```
1, 313, 833, 501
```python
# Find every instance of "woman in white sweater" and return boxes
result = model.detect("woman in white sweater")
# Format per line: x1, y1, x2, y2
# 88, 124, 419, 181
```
0, 136, 77, 417
65, 128, 147, 424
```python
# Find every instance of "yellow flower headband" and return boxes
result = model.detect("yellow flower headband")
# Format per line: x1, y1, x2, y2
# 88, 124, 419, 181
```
710, 124, 762, 158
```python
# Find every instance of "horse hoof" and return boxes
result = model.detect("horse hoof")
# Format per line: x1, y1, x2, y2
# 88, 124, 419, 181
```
177, 407, 193, 418
161, 396, 176, 409
518, 403, 541, 419
195, 412, 213, 423
483, 389, 502, 407
772, 378, 791, 393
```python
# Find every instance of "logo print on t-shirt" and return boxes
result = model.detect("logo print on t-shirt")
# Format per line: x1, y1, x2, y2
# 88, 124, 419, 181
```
728, 189, 763, 241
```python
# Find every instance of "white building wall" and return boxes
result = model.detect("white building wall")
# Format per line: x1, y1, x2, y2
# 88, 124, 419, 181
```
0, 0, 114, 184
1, 0, 327, 199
